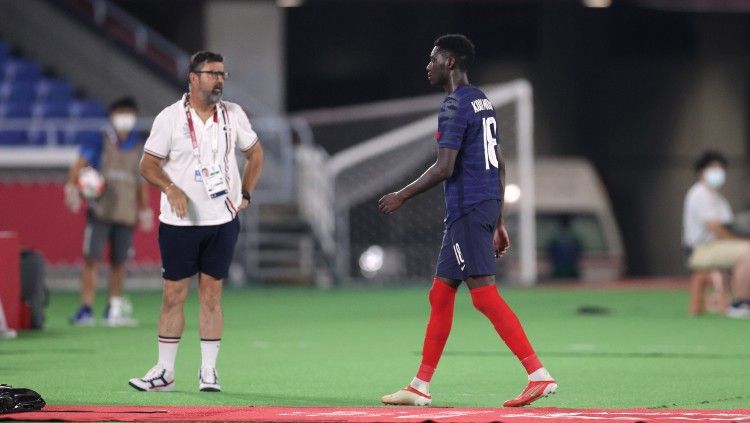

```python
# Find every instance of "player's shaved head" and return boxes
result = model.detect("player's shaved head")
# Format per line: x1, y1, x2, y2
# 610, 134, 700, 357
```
434, 34, 475, 71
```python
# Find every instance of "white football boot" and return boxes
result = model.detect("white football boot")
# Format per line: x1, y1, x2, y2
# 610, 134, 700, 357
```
199, 367, 221, 392
128, 364, 175, 392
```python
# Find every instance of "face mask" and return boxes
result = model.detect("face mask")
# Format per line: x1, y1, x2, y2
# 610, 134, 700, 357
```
704, 167, 726, 189
112, 114, 136, 133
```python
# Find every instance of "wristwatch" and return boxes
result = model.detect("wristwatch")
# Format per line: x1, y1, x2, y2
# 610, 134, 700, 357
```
242, 190, 251, 203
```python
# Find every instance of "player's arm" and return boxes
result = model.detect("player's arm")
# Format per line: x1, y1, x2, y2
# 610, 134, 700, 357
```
240, 142, 264, 209
494, 145, 510, 257
378, 147, 457, 215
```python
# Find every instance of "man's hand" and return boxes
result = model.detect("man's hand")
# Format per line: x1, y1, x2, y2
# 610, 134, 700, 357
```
166, 185, 188, 219
64, 182, 81, 213
494, 224, 510, 258
378, 192, 406, 215
239, 198, 250, 210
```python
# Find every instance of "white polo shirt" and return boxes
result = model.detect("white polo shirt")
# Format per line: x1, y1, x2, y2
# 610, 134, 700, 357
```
682, 181, 733, 248
144, 94, 258, 226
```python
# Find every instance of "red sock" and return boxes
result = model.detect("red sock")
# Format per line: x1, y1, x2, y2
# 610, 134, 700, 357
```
416, 278, 458, 382
470, 284, 542, 374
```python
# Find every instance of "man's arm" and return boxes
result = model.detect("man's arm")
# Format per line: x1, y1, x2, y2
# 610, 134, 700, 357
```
378, 147, 457, 215
706, 220, 739, 239
63, 156, 88, 212
139, 153, 188, 219
240, 142, 264, 209
494, 145, 510, 257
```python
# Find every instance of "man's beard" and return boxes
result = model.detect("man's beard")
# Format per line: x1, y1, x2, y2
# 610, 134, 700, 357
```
201, 87, 223, 104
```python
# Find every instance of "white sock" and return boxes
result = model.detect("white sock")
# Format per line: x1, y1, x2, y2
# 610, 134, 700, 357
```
200, 339, 221, 369
528, 367, 553, 381
158, 336, 180, 372
409, 376, 430, 394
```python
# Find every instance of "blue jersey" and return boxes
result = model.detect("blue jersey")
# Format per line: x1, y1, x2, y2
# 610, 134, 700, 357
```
436, 84, 501, 226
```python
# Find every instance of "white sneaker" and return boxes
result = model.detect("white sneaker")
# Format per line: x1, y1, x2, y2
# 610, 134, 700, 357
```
199, 367, 221, 392
381, 385, 432, 406
105, 297, 138, 327
128, 364, 175, 392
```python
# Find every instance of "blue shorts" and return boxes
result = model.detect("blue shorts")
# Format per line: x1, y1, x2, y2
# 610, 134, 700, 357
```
436, 200, 499, 281
158, 217, 240, 281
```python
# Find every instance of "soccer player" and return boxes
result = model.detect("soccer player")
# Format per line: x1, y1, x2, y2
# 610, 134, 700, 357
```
378, 34, 557, 408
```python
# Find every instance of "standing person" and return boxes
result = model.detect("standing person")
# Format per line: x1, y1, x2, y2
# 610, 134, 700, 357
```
378, 34, 556, 408
129, 51, 264, 392
64, 96, 152, 327
683, 151, 750, 318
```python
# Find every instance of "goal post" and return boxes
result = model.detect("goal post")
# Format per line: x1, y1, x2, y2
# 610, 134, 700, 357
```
297, 79, 537, 285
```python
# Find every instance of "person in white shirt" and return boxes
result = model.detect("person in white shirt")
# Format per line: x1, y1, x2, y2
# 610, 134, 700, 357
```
682, 151, 750, 318
129, 51, 264, 392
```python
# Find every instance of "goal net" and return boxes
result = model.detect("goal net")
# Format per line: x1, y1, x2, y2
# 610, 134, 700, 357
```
298, 79, 536, 285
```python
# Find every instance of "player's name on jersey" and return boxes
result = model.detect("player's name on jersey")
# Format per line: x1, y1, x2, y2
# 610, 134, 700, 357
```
471, 98, 494, 113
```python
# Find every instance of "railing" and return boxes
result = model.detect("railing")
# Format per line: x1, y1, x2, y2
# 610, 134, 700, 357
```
66, 0, 190, 80
0, 115, 312, 204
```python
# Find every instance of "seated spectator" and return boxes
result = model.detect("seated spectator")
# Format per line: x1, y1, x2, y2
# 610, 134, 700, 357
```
682, 151, 750, 318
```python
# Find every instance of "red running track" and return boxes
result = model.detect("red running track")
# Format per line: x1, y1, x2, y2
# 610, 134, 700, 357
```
2, 406, 749, 422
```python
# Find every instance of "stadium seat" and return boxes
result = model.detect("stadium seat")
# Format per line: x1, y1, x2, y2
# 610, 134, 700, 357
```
70, 130, 102, 146
0, 130, 26, 146
3, 58, 41, 83
0, 101, 33, 118
0, 81, 37, 103
36, 79, 74, 103
69, 99, 106, 118
32, 100, 71, 118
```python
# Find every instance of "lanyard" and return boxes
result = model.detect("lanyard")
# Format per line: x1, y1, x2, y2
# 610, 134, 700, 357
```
184, 96, 220, 166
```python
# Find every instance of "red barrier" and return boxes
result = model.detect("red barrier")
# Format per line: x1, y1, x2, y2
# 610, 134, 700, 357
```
0, 231, 22, 330
0, 181, 161, 265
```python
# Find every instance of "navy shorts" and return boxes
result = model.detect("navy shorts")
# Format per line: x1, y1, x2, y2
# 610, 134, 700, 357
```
158, 217, 240, 281
436, 200, 500, 281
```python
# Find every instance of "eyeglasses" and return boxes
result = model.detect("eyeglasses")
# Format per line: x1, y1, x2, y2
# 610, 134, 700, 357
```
193, 70, 230, 80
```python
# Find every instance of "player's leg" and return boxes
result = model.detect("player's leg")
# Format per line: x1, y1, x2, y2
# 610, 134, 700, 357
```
382, 226, 463, 406
129, 222, 200, 392
466, 277, 556, 406
194, 217, 239, 392
464, 200, 555, 407
71, 214, 106, 325
105, 224, 136, 326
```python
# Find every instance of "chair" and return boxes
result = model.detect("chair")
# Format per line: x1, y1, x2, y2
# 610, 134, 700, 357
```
69, 99, 106, 118
0, 81, 36, 103
36, 79, 74, 103
3, 58, 41, 83
0, 101, 33, 118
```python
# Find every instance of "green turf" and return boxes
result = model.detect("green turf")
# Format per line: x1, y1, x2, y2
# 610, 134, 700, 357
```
3, 285, 748, 409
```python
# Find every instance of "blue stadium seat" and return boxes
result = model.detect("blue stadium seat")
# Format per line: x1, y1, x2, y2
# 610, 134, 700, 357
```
0, 81, 37, 103
32, 100, 71, 118
0, 101, 33, 118
36, 79, 73, 103
3, 58, 41, 83
70, 130, 102, 146
69, 99, 106, 118
0, 130, 27, 146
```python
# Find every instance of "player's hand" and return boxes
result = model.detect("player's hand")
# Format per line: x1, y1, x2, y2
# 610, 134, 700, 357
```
138, 207, 154, 232
166, 185, 188, 219
378, 192, 406, 215
64, 182, 81, 213
239, 198, 250, 210
494, 224, 510, 258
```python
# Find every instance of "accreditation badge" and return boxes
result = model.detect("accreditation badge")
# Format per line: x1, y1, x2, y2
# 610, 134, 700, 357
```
198, 164, 229, 199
